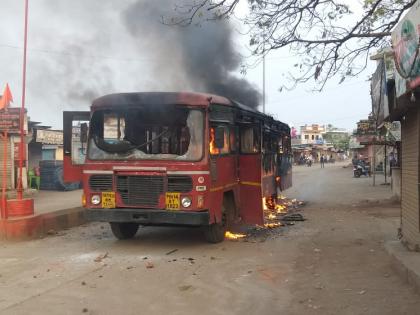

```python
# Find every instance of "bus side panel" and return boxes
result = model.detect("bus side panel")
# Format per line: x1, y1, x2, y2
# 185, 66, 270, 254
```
209, 190, 223, 224
280, 168, 293, 191
239, 155, 263, 225
209, 156, 238, 224
262, 175, 276, 197
279, 135, 293, 191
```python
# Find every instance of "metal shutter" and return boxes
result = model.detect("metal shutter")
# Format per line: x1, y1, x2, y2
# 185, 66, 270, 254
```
401, 108, 420, 249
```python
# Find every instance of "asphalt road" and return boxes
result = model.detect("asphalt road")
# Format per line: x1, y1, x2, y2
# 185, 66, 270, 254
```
1, 162, 419, 315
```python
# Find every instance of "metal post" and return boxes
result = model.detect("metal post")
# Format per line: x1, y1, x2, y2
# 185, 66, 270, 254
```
262, 52, 266, 113
1, 132, 7, 219
262, 33, 266, 114
384, 143, 387, 184
373, 144, 376, 186
17, 0, 29, 200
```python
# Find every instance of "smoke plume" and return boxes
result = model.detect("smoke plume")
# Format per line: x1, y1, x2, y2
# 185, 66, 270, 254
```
122, 0, 261, 107
0, 0, 261, 129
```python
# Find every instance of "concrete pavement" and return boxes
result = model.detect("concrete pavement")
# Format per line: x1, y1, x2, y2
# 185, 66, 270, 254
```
0, 190, 84, 240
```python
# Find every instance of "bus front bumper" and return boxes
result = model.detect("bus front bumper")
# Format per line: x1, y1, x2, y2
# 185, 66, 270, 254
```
85, 208, 210, 226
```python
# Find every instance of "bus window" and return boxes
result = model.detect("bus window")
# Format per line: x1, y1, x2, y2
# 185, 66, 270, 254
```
210, 126, 229, 155
229, 127, 238, 153
104, 113, 125, 141
278, 137, 283, 154
88, 108, 203, 161
241, 127, 260, 153
71, 121, 89, 165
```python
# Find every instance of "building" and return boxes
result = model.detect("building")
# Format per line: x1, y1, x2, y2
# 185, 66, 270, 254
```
292, 124, 337, 163
0, 108, 29, 189
28, 122, 64, 170
296, 124, 326, 145
370, 7, 420, 250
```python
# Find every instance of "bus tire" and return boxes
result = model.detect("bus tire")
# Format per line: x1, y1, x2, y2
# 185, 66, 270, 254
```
110, 222, 139, 240
204, 205, 227, 243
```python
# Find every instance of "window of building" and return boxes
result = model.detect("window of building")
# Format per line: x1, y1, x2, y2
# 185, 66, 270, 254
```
304, 135, 309, 140
312, 135, 315, 140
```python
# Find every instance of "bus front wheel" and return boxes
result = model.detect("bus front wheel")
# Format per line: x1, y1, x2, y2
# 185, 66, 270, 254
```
204, 205, 227, 243
110, 222, 139, 240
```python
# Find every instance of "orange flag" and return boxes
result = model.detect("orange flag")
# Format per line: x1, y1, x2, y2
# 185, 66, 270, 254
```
0, 83, 13, 110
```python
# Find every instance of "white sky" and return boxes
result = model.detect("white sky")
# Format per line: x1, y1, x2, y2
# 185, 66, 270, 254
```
0, 0, 375, 131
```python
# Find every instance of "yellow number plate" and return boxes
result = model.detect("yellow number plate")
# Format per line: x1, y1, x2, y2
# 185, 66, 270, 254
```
166, 192, 180, 210
102, 192, 116, 208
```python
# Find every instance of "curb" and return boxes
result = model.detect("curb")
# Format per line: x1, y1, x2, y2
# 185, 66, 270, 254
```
0, 207, 86, 241
385, 240, 420, 294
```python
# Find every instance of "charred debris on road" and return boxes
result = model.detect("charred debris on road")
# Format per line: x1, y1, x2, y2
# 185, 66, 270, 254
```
225, 195, 306, 242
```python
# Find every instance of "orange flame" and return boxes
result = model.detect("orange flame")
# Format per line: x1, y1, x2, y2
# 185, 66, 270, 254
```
210, 128, 219, 155
225, 231, 246, 240
264, 222, 282, 228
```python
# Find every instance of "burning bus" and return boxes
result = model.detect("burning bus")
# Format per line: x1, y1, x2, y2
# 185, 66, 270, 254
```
63, 92, 292, 243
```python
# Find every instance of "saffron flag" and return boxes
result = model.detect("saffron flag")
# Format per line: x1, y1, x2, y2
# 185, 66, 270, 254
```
0, 84, 13, 110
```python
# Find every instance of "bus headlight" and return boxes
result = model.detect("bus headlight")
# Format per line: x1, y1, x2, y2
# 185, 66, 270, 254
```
181, 197, 192, 208
91, 195, 101, 205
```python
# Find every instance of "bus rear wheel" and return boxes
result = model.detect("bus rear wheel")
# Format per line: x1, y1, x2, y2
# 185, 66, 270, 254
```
110, 222, 139, 240
204, 205, 227, 243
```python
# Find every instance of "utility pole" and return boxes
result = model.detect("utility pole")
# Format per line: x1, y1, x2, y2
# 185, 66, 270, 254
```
262, 34, 266, 114
263, 53, 266, 113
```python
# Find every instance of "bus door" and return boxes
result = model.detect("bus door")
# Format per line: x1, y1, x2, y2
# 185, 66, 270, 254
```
238, 125, 264, 225
261, 131, 277, 197
278, 134, 293, 191
63, 111, 90, 182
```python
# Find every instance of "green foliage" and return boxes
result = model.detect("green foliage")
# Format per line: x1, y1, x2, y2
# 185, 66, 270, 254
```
323, 132, 351, 151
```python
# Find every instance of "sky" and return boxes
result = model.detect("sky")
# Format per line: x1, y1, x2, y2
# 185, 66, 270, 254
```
0, 0, 375, 131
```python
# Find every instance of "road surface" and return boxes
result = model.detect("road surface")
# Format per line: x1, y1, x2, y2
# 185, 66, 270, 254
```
0, 162, 419, 315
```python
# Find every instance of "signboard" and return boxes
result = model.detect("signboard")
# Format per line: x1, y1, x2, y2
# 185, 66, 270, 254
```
356, 117, 376, 135
0, 108, 22, 133
392, 1, 420, 97
385, 121, 402, 142
36, 129, 63, 145
371, 59, 389, 126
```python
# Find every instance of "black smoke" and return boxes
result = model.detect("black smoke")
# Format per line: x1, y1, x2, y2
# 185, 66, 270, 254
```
122, 0, 261, 108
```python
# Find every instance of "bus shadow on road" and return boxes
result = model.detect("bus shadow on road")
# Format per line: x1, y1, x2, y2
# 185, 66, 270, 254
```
106, 226, 216, 249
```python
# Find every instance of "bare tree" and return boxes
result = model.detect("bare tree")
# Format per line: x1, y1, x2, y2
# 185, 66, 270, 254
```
167, 0, 416, 90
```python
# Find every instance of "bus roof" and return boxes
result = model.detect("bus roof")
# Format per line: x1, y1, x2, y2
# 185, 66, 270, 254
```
91, 91, 289, 132
92, 92, 231, 109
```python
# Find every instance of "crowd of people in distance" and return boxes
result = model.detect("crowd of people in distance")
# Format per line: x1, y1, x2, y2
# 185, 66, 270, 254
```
298, 153, 335, 167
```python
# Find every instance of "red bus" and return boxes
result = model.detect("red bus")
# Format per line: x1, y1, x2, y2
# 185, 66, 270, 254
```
63, 92, 292, 243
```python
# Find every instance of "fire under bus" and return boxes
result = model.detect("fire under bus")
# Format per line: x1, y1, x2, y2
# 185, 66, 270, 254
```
63, 92, 292, 243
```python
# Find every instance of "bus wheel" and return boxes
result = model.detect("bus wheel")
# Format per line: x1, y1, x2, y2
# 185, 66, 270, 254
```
204, 205, 227, 243
110, 222, 139, 240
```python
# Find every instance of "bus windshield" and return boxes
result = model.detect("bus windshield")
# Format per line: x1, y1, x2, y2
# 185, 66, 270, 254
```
87, 107, 204, 161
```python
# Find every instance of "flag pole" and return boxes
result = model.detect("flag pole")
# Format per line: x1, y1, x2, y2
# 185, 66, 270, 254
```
1, 131, 8, 219
6, 0, 34, 218
17, 0, 29, 200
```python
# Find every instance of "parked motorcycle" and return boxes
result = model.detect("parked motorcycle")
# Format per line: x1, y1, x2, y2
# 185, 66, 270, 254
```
353, 163, 371, 178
